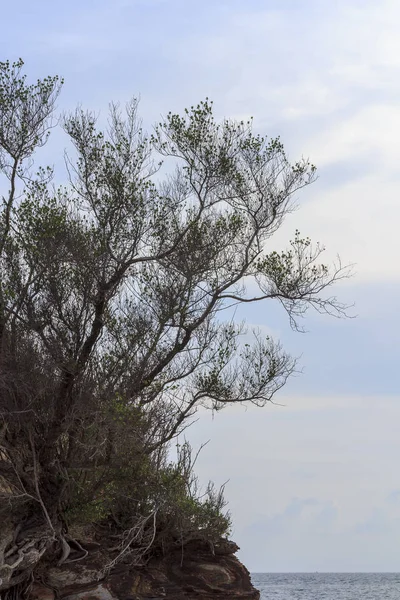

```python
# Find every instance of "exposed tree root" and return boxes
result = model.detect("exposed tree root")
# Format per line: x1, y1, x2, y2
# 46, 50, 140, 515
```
0, 518, 91, 600
0, 521, 51, 594
57, 535, 88, 566
57, 535, 71, 566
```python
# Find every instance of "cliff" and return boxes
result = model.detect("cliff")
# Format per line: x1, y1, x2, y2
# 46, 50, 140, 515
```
29, 539, 260, 600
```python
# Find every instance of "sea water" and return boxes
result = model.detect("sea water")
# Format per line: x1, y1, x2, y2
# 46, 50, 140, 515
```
251, 572, 400, 599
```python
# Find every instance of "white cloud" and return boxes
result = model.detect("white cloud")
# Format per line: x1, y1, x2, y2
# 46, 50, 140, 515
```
154, 1, 400, 282
187, 393, 400, 570
274, 173, 400, 283
306, 104, 400, 170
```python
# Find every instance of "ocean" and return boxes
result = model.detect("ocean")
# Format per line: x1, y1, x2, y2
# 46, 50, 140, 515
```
251, 572, 400, 599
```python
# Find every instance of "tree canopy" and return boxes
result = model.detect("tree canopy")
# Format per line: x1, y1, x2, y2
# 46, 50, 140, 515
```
0, 59, 350, 596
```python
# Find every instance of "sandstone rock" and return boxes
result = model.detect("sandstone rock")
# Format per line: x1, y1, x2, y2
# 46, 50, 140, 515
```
46, 565, 103, 590
29, 539, 259, 600
214, 539, 240, 555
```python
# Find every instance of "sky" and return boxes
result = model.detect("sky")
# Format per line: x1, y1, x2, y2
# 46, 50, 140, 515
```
2, 0, 400, 572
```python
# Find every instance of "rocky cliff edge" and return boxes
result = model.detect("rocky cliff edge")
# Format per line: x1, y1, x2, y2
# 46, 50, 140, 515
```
29, 539, 260, 600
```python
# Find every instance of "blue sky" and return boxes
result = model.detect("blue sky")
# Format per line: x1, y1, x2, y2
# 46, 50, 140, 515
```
3, 0, 400, 572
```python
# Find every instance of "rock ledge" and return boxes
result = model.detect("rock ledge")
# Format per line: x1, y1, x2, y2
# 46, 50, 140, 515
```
30, 539, 260, 600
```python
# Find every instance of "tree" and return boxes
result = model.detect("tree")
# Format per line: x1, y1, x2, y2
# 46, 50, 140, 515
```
0, 59, 350, 595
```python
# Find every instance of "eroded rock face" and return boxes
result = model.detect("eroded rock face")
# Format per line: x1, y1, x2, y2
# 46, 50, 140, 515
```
31, 539, 259, 600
